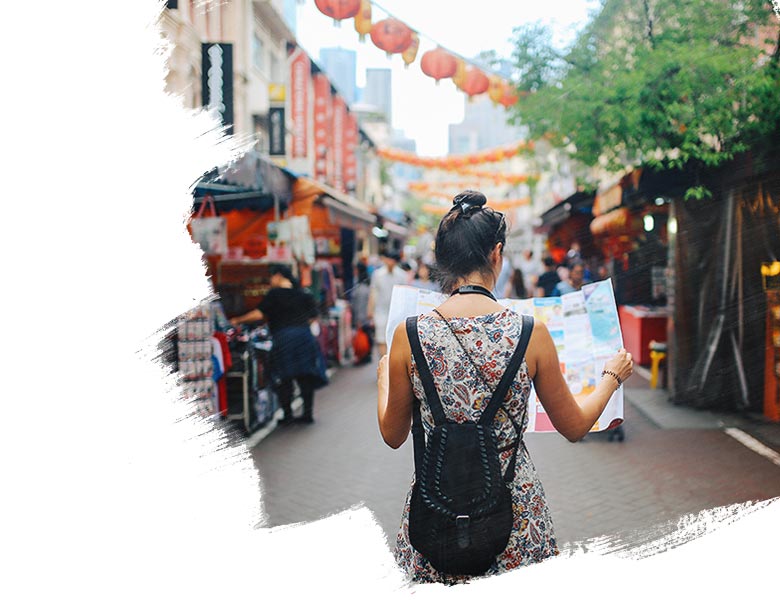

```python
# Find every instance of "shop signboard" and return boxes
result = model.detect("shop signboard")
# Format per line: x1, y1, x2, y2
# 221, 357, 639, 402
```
268, 106, 285, 156
331, 95, 346, 192
201, 42, 234, 135
313, 73, 331, 182
289, 49, 310, 158
344, 111, 358, 193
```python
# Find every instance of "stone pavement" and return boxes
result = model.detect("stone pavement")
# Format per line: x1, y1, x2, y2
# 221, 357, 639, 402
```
249, 356, 780, 553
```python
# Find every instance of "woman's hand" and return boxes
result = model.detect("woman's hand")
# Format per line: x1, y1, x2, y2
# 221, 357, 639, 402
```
602, 348, 634, 386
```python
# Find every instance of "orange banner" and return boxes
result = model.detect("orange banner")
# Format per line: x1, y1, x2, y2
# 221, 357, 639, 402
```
289, 49, 310, 159
313, 73, 331, 182
377, 140, 534, 170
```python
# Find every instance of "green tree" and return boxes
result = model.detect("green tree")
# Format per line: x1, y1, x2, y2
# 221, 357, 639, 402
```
508, 0, 780, 198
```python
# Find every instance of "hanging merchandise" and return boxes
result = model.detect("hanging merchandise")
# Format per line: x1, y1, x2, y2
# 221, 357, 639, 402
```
420, 47, 458, 84
314, 0, 361, 25
370, 18, 413, 57
354, 0, 371, 41
402, 32, 420, 68
189, 195, 227, 256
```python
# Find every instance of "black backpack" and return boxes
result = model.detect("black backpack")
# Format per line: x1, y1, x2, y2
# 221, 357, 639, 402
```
405, 313, 534, 576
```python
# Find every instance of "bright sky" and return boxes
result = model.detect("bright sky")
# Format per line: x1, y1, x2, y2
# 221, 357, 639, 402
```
294, 0, 600, 156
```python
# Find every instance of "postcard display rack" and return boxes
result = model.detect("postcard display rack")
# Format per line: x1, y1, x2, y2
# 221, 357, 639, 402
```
177, 304, 217, 419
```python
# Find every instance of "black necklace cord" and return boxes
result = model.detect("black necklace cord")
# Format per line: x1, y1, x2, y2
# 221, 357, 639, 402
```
450, 284, 497, 301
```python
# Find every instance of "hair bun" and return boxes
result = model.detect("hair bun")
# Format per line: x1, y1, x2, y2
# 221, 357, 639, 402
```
452, 190, 487, 215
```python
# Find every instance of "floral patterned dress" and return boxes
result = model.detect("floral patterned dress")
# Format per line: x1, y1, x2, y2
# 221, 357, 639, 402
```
395, 308, 559, 584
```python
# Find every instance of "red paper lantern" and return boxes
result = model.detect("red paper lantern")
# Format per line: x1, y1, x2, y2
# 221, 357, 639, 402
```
370, 18, 413, 57
459, 68, 490, 98
420, 47, 458, 84
499, 82, 520, 108
315, 0, 360, 25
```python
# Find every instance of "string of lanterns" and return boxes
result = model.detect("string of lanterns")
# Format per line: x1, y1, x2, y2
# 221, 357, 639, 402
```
376, 140, 537, 182
312, 0, 522, 107
421, 197, 530, 215
408, 178, 536, 193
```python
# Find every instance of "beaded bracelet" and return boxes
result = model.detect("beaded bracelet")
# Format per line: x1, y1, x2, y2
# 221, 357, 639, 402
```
601, 369, 623, 387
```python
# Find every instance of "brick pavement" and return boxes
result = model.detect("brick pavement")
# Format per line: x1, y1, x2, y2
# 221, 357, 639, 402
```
250, 357, 780, 554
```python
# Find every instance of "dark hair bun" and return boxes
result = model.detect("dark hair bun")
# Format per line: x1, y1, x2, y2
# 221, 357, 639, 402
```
452, 190, 487, 215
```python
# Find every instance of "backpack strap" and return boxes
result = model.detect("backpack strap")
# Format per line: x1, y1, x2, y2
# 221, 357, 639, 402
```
478, 314, 534, 426
406, 315, 446, 479
405, 316, 448, 426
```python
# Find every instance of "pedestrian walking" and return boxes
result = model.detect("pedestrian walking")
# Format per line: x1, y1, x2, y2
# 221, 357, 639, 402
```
552, 260, 591, 296
230, 264, 328, 425
351, 262, 374, 365
377, 190, 633, 583
368, 250, 408, 358
411, 261, 439, 292
517, 249, 541, 294
505, 266, 528, 299
535, 256, 561, 297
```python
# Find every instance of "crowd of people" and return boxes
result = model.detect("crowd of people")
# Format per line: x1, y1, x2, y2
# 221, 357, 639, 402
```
351, 240, 611, 365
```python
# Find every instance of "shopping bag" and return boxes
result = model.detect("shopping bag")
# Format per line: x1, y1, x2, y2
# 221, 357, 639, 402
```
352, 328, 370, 363
190, 195, 227, 255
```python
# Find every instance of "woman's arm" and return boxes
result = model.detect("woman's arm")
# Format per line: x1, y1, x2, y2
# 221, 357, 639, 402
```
377, 321, 416, 449
229, 308, 264, 327
529, 321, 633, 442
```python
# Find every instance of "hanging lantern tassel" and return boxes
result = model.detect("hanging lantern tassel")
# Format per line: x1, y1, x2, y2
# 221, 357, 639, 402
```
402, 33, 420, 68
354, 0, 371, 42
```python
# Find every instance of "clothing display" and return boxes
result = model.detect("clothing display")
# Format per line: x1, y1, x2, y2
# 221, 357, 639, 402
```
395, 309, 559, 584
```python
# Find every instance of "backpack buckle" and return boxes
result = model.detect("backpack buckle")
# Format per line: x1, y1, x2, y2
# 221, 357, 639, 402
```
455, 515, 471, 549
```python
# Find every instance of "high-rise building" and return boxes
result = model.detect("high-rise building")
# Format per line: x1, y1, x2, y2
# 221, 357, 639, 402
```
318, 47, 357, 105
363, 68, 392, 123
448, 58, 525, 154
448, 95, 526, 154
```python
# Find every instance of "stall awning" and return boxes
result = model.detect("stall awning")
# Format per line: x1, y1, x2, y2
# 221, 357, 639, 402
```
192, 151, 294, 213
292, 176, 377, 228
537, 191, 595, 231
589, 207, 642, 236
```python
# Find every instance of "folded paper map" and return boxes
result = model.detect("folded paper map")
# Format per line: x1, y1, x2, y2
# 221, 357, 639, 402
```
385, 279, 624, 433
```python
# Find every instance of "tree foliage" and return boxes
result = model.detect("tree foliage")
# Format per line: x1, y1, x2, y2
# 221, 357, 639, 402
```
508, 0, 780, 193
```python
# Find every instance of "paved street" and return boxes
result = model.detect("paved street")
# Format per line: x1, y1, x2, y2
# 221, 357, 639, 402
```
249, 357, 780, 553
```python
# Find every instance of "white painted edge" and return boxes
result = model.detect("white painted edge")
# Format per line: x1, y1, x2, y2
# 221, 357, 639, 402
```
724, 427, 780, 468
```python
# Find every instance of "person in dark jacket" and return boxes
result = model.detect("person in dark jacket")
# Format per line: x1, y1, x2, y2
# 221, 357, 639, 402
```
535, 256, 561, 297
230, 264, 327, 425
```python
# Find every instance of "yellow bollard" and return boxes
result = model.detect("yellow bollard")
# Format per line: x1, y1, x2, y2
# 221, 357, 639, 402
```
649, 341, 667, 389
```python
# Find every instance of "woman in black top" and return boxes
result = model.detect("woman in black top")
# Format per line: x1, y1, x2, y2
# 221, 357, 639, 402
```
230, 265, 327, 425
